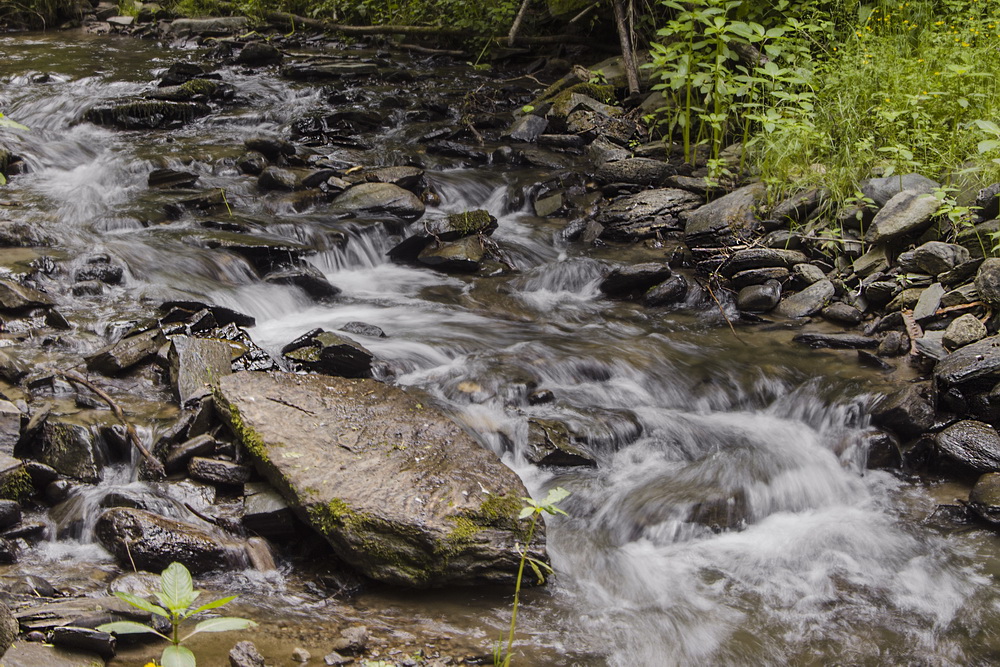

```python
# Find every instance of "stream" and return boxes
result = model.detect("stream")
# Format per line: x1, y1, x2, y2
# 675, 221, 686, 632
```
2, 31, 1000, 666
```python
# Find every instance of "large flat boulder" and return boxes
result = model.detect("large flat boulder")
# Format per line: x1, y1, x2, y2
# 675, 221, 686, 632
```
215, 371, 536, 587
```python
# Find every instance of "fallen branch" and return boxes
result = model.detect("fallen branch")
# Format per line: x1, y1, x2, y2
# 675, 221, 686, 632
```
703, 279, 745, 345
901, 309, 923, 357
508, 0, 532, 46
55, 370, 165, 479
396, 42, 465, 56
611, 0, 640, 95
934, 300, 984, 316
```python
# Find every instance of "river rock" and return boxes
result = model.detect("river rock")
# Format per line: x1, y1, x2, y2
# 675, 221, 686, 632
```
417, 236, 485, 273
0, 499, 21, 530
0, 600, 15, 653
214, 323, 277, 372
363, 166, 425, 193
0, 642, 105, 667
821, 302, 863, 325
793, 332, 878, 349
871, 383, 935, 439
166, 16, 248, 36
340, 321, 386, 338
730, 267, 789, 289
943, 313, 987, 350
935, 420, 1000, 472
330, 625, 368, 655
50, 627, 115, 659
595, 157, 675, 186
864, 190, 940, 244
188, 457, 251, 486
215, 371, 538, 587
913, 282, 945, 321
160, 301, 255, 328
263, 265, 341, 300
899, 242, 970, 276
774, 279, 834, 318
164, 433, 216, 473
258, 166, 299, 191
0, 279, 53, 311
333, 183, 424, 221
719, 248, 808, 277
282, 61, 378, 81
0, 400, 20, 455
792, 263, 826, 285
645, 275, 689, 307
736, 280, 781, 313
84, 100, 210, 130
86, 328, 164, 375
968, 473, 1000, 524
168, 335, 232, 406
942, 283, 978, 308
599, 262, 671, 298
38, 417, 108, 483
684, 183, 765, 248
596, 188, 701, 241
243, 482, 297, 538
935, 335, 1000, 389
526, 419, 595, 467
236, 42, 282, 67
860, 173, 939, 206
282, 329, 374, 378
506, 113, 548, 142
230, 641, 266, 667
95, 507, 244, 574
237, 151, 268, 176
974, 257, 1000, 306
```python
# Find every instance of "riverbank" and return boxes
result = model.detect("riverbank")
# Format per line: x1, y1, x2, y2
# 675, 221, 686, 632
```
1, 12, 1000, 666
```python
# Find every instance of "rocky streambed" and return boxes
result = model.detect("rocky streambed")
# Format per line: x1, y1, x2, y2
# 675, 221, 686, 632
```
0, 13, 1000, 667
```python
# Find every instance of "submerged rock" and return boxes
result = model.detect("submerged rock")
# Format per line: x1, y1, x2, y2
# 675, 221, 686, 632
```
83, 100, 210, 130
969, 473, 1000, 525
215, 371, 539, 587
95, 507, 245, 574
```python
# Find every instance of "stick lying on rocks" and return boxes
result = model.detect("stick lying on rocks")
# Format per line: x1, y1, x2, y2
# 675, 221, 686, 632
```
55, 370, 165, 479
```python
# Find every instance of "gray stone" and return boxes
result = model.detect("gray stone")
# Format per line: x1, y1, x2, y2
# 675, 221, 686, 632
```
913, 282, 945, 321
736, 280, 781, 313
263, 265, 341, 300
165, 433, 216, 474
422, 210, 498, 241
166, 16, 248, 37
215, 371, 540, 587
324, 651, 351, 666
864, 280, 899, 307
168, 336, 232, 406
534, 192, 563, 217
258, 166, 299, 191
243, 483, 297, 538
852, 246, 890, 277
644, 275, 689, 307
363, 166, 425, 193
333, 183, 425, 221
340, 322, 386, 338
95, 507, 246, 574
792, 263, 826, 285
684, 183, 765, 248
861, 173, 939, 206
506, 114, 548, 142
329, 625, 368, 655
588, 136, 630, 164
526, 419, 595, 467
0, 399, 20, 455
86, 329, 164, 375
595, 158, 675, 186
770, 188, 825, 223
84, 100, 210, 130
793, 333, 878, 349
417, 236, 485, 273
774, 279, 834, 318
942, 283, 978, 308
282, 329, 375, 379
50, 627, 115, 659
599, 262, 671, 298
975, 257, 1000, 306
230, 640, 266, 667
236, 42, 283, 67
936, 420, 1000, 472
878, 330, 909, 357
596, 188, 701, 241
935, 335, 1000, 388
864, 190, 940, 244
899, 242, 970, 276
188, 457, 251, 486
968, 473, 1000, 525
38, 416, 108, 483
107, 572, 161, 598
0, 499, 21, 529
886, 287, 923, 312
282, 61, 378, 81
821, 302, 863, 325
943, 313, 988, 350
871, 383, 935, 438
0, 600, 15, 655
0, 642, 104, 667
719, 248, 808, 277
0, 279, 53, 311
292, 647, 311, 662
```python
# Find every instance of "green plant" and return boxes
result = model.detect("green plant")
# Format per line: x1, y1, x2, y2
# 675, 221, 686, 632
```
0, 112, 28, 187
493, 487, 569, 667
97, 562, 256, 667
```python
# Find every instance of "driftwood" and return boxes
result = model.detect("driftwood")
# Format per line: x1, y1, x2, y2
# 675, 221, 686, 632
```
508, 0, 532, 46
55, 370, 165, 479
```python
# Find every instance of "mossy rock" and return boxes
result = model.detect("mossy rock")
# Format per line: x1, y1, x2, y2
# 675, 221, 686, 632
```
215, 371, 542, 587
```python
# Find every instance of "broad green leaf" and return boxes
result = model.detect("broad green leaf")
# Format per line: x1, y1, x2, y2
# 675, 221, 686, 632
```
182, 617, 257, 640
96, 621, 169, 640
185, 595, 238, 617
978, 140, 1000, 154
543, 487, 570, 506
0, 114, 28, 131
975, 120, 1000, 137
159, 562, 195, 612
161, 644, 197, 667
0, 173, 6, 186
518, 507, 535, 520
114, 591, 170, 617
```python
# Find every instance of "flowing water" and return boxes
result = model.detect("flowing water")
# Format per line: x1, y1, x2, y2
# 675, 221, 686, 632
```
2, 31, 1000, 666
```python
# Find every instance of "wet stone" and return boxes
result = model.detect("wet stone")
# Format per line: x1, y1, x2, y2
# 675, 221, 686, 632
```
898, 242, 970, 276
50, 627, 116, 659
736, 280, 781, 314
684, 183, 765, 249
258, 166, 299, 191
168, 335, 232, 406
968, 472, 1000, 525
243, 482, 297, 538
645, 275, 689, 308
596, 188, 701, 241
599, 262, 671, 298
860, 173, 939, 206
263, 265, 341, 301
975, 257, 1000, 306
730, 267, 789, 289
236, 42, 283, 67
282, 328, 375, 379
188, 457, 251, 487
230, 640, 266, 667
871, 383, 935, 439
0, 279, 53, 311
943, 313, 987, 350
0, 642, 105, 667
340, 321, 386, 338
821, 302, 863, 325
148, 167, 198, 189
935, 335, 1000, 388
864, 190, 940, 244
417, 236, 486, 273
165, 433, 216, 474
936, 420, 1000, 472
913, 282, 945, 321
333, 182, 425, 221
330, 625, 369, 655
774, 279, 834, 318
719, 248, 808, 277
793, 332, 878, 349
0, 499, 22, 529
526, 419, 596, 467
237, 151, 268, 176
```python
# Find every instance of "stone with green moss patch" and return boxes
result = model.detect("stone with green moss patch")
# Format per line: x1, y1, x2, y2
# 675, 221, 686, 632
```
215, 371, 544, 587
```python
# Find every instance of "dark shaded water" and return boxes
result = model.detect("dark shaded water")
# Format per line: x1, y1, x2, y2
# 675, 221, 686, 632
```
2, 32, 1000, 666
